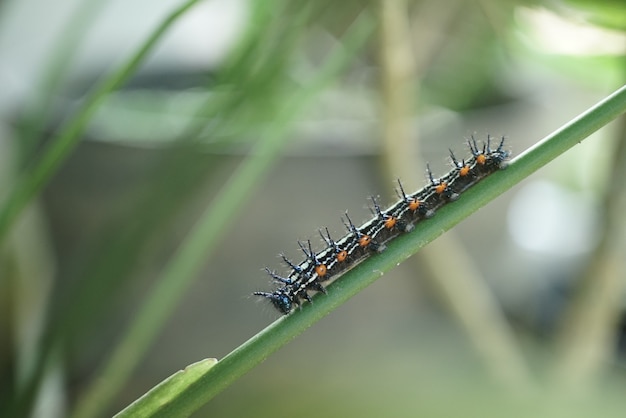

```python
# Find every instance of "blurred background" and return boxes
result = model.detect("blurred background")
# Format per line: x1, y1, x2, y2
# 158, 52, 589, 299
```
1, 0, 626, 417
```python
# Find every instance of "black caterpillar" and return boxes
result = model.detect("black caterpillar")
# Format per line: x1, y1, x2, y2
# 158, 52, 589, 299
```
254, 135, 510, 315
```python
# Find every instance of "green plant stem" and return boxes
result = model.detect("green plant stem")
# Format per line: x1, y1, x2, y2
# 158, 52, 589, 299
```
123, 84, 626, 418
377, 0, 531, 389
74, 14, 376, 418
0, 0, 203, 243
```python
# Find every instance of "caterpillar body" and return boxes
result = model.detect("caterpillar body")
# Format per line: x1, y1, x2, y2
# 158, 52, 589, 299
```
254, 135, 510, 315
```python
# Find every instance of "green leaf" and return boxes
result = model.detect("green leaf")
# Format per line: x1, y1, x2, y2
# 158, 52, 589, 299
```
113, 359, 218, 418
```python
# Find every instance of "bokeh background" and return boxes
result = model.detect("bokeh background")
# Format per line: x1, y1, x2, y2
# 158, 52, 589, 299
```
1, 0, 626, 417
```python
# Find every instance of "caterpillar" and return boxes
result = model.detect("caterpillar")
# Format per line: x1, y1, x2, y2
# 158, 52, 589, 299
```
254, 135, 510, 315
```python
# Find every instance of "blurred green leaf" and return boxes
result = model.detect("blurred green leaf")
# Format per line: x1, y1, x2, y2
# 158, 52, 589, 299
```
563, 0, 626, 30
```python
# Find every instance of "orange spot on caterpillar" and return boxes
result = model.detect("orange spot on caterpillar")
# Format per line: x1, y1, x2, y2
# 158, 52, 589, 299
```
460, 165, 470, 176
435, 182, 447, 194
476, 154, 486, 165
408, 199, 420, 211
315, 264, 327, 277
359, 235, 372, 247
384, 217, 397, 229
336, 250, 348, 262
